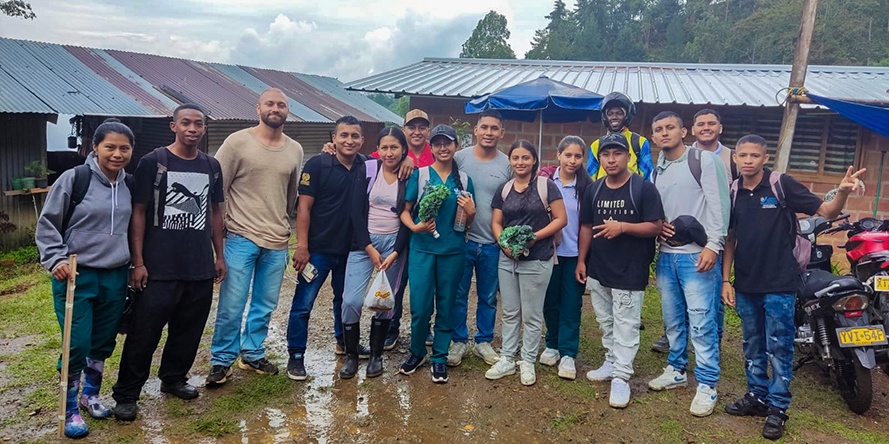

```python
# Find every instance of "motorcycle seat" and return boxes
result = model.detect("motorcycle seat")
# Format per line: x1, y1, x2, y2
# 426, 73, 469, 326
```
798, 269, 866, 301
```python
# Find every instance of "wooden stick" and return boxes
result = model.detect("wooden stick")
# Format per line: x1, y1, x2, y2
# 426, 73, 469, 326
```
58, 254, 77, 438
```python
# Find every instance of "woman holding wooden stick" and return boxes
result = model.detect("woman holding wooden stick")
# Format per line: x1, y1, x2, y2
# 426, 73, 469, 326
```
36, 119, 135, 438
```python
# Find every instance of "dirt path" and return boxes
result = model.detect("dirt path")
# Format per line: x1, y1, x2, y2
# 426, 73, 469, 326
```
3, 269, 889, 444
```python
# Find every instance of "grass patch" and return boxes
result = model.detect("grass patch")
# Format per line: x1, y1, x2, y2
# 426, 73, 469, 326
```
163, 398, 194, 418
792, 411, 889, 444
657, 419, 684, 443
191, 415, 240, 437
548, 409, 587, 431
187, 374, 298, 437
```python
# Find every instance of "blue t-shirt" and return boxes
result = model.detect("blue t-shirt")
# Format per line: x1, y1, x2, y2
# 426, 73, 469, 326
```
405, 167, 475, 255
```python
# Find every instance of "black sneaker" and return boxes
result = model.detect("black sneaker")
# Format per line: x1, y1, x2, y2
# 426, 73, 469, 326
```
160, 381, 199, 400
206, 365, 232, 386
725, 393, 768, 417
384, 331, 398, 351
762, 409, 788, 441
399, 354, 424, 375
650, 334, 670, 354
113, 401, 138, 421
237, 357, 279, 375
432, 363, 448, 383
425, 332, 434, 346
287, 355, 307, 381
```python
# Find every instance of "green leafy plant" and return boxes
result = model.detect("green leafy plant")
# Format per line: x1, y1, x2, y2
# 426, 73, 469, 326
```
499, 225, 536, 257
449, 117, 473, 147
418, 183, 450, 239
24, 161, 53, 179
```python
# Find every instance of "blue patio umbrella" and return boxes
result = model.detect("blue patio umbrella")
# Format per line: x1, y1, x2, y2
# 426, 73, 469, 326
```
465, 76, 604, 156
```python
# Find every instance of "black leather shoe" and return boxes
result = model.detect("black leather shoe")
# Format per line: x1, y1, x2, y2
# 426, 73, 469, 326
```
160, 381, 199, 400
287, 355, 307, 381
725, 393, 769, 417
113, 401, 138, 421
762, 409, 788, 441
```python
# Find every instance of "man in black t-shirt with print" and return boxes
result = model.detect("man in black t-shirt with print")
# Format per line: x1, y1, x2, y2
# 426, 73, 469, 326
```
721, 135, 864, 440
285, 115, 366, 381
575, 133, 664, 409
113, 104, 225, 420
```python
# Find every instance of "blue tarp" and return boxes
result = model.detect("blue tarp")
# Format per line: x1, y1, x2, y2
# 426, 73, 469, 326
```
465, 76, 603, 123
808, 93, 889, 138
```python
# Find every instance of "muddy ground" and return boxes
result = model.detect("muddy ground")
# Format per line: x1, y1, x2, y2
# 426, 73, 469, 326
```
1, 265, 888, 444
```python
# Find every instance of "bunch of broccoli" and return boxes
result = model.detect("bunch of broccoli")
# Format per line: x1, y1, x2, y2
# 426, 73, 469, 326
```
418, 183, 451, 239
499, 225, 536, 257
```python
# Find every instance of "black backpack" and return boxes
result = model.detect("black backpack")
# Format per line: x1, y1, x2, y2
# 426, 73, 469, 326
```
651, 147, 704, 188
61, 164, 134, 233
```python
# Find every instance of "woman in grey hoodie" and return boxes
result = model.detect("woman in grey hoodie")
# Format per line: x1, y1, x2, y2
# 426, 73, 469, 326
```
36, 118, 134, 439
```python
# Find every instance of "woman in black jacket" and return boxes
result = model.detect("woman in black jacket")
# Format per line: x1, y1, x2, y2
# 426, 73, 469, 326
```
339, 127, 411, 379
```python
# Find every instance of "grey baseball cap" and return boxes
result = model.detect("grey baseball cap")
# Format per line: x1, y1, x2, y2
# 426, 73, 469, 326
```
429, 124, 457, 142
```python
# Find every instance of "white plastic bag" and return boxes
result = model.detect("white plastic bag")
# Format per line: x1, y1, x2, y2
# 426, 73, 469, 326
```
363, 270, 395, 312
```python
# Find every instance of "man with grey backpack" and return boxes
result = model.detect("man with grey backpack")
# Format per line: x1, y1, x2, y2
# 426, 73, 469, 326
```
721, 135, 863, 440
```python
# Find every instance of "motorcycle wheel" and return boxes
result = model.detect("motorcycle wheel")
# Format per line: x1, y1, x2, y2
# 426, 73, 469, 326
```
835, 358, 873, 414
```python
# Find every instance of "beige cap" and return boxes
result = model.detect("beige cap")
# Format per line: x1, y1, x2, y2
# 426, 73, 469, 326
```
403, 109, 430, 126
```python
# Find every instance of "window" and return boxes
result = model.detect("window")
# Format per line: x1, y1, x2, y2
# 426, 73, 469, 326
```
787, 113, 859, 177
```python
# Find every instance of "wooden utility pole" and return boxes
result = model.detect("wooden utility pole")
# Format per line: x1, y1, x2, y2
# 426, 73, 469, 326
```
774, 0, 818, 172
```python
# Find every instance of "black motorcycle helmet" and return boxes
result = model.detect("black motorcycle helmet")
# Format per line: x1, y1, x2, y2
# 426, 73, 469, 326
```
600, 92, 636, 131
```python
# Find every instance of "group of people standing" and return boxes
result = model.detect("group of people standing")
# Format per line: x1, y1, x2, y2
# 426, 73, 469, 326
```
36, 87, 863, 441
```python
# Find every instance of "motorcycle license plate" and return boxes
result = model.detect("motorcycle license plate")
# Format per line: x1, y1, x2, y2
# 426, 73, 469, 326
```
873, 276, 889, 292
836, 325, 888, 347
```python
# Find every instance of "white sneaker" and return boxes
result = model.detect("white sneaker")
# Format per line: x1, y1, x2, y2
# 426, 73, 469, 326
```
690, 384, 718, 417
484, 357, 516, 380
585, 361, 614, 382
609, 378, 631, 408
648, 365, 688, 391
539, 348, 560, 367
518, 360, 536, 386
557, 356, 576, 380
447, 341, 471, 367
472, 342, 499, 365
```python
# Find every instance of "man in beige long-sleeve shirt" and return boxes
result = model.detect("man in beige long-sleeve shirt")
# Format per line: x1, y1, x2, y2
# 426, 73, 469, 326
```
207, 88, 304, 385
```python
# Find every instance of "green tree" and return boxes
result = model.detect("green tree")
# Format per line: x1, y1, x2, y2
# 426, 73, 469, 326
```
460, 11, 516, 59
1, 0, 35, 19
526, 0, 576, 60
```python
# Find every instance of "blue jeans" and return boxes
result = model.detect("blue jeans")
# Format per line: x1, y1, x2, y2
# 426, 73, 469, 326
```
342, 233, 405, 324
453, 241, 500, 344
286, 253, 346, 356
656, 252, 722, 387
735, 292, 795, 410
210, 233, 288, 366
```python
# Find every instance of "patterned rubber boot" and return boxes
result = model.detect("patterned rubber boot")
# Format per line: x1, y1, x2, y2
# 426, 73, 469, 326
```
64, 372, 89, 438
80, 358, 111, 418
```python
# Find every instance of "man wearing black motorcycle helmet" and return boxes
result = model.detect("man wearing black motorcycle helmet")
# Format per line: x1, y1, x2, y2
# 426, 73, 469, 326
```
586, 92, 653, 181
721, 134, 864, 440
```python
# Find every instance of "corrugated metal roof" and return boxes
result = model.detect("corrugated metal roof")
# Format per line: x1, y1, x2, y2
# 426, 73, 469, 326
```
0, 38, 158, 115
347, 58, 889, 106
295, 73, 401, 123
89, 49, 181, 112
65, 46, 174, 116
209, 63, 328, 123
244, 66, 377, 122
105, 49, 263, 120
0, 67, 53, 113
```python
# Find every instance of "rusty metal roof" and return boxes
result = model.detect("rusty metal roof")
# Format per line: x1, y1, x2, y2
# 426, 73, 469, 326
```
0, 38, 158, 116
295, 73, 400, 123
348, 58, 889, 106
209, 63, 327, 122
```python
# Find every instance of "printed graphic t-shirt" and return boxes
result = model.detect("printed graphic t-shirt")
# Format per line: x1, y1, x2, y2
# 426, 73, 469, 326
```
133, 148, 224, 281
580, 177, 664, 291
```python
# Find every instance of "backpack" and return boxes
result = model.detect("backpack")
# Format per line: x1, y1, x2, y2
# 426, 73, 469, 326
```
586, 173, 644, 220
651, 147, 703, 187
500, 177, 561, 263
62, 164, 134, 233
730, 171, 811, 273
150, 147, 220, 227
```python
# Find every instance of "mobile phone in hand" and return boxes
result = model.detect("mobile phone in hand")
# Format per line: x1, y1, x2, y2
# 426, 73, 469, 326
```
301, 262, 319, 283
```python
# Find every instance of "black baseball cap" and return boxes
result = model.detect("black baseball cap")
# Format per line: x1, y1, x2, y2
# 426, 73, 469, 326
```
597, 133, 630, 156
429, 124, 457, 142
666, 215, 708, 248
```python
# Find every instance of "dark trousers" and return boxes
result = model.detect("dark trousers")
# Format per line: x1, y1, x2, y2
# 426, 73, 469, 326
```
388, 249, 410, 335
112, 279, 213, 403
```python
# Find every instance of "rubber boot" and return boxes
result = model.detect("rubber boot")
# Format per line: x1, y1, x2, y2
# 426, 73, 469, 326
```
339, 322, 360, 379
64, 371, 89, 438
366, 318, 391, 378
80, 358, 111, 418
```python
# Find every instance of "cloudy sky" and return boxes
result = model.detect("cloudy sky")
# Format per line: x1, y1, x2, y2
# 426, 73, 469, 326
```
0, 0, 566, 82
